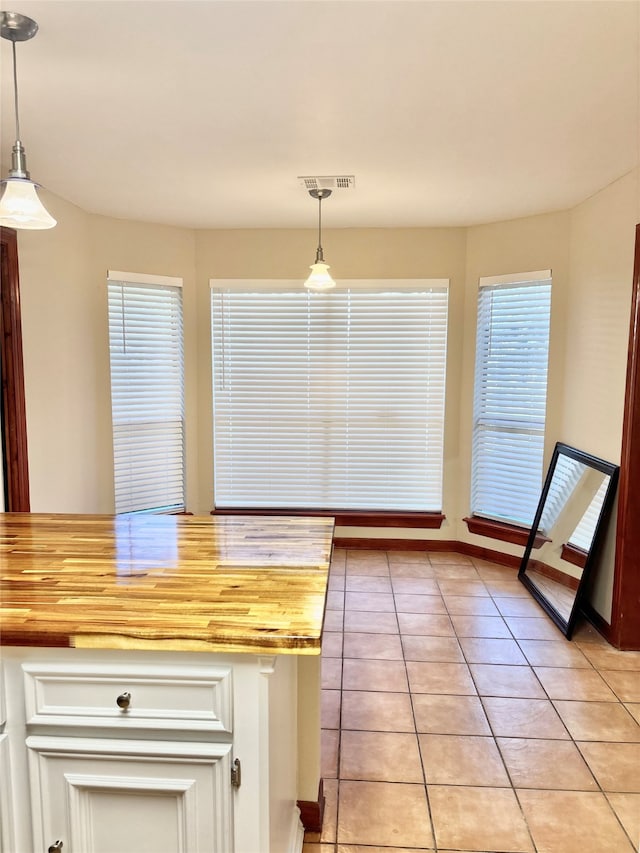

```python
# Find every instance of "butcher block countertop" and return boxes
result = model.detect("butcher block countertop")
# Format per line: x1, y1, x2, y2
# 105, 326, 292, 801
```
0, 513, 334, 655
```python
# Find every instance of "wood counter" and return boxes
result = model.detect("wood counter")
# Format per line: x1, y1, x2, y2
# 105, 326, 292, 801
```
0, 513, 334, 655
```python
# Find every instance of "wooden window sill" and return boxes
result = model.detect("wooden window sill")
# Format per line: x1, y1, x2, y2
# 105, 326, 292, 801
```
561, 542, 588, 569
463, 515, 533, 547
211, 508, 445, 529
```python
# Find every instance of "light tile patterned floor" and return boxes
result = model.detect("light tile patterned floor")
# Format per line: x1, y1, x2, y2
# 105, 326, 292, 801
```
303, 548, 640, 853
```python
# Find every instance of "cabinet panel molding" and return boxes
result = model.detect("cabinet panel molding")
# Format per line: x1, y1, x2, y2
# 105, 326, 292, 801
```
66, 772, 197, 853
27, 736, 233, 853
23, 662, 233, 733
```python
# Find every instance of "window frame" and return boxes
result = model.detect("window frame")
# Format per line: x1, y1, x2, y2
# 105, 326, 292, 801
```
467, 269, 552, 538
107, 270, 186, 515
210, 279, 449, 519
0, 227, 30, 512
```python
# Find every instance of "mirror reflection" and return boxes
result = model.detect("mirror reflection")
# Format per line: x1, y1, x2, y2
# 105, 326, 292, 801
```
519, 442, 619, 638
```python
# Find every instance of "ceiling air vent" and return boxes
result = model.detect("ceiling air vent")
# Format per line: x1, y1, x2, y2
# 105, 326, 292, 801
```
298, 175, 355, 191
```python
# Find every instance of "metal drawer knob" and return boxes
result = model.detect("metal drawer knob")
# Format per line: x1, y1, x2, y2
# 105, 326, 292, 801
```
48, 842, 63, 853
116, 691, 131, 710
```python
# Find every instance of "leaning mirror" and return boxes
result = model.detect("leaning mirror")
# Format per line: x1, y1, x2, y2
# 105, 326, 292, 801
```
518, 442, 619, 639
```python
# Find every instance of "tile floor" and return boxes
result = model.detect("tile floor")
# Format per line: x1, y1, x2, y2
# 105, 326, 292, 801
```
303, 547, 640, 853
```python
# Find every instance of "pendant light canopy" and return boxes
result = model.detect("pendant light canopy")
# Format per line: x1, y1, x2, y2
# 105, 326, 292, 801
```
304, 188, 335, 291
0, 11, 56, 230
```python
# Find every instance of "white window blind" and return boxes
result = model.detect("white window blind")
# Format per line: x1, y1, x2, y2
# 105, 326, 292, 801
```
471, 271, 552, 527
568, 478, 608, 552
107, 271, 185, 514
539, 454, 586, 535
211, 282, 448, 511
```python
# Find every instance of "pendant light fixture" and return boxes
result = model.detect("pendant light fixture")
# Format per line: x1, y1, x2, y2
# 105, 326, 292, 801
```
0, 11, 56, 230
304, 188, 335, 291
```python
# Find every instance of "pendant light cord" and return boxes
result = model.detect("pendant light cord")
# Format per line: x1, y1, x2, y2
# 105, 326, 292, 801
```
11, 39, 21, 141
316, 192, 325, 262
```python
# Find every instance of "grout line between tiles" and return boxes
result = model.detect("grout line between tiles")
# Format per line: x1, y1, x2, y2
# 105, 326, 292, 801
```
451, 583, 538, 853
389, 548, 439, 853
334, 551, 346, 847
316, 548, 640, 853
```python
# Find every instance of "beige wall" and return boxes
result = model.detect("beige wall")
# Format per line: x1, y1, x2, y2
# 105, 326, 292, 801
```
460, 210, 572, 557
564, 170, 638, 620
17, 193, 197, 513
195, 227, 467, 525
564, 172, 637, 461
17, 189, 97, 511
458, 174, 638, 621
87, 215, 198, 513
15, 176, 638, 619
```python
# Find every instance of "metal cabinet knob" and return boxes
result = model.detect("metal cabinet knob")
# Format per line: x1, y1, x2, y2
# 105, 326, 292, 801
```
116, 691, 131, 709
48, 842, 63, 853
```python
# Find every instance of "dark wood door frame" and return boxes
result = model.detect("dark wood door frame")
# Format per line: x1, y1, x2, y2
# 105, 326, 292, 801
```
0, 226, 30, 511
611, 222, 640, 650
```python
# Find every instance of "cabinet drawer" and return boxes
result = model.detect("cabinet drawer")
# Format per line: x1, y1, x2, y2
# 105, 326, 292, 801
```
22, 663, 232, 733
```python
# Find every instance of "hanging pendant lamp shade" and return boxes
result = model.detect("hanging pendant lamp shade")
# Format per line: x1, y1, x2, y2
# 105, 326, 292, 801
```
0, 12, 56, 230
305, 260, 335, 291
304, 189, 335, 291
0, 175, 56, 230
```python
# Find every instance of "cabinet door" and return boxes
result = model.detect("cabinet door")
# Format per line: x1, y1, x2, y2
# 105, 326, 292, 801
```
27, 736, 233, 853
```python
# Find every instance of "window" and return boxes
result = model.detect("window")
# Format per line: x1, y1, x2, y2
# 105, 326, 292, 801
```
567, 478, 608, 552
211, 281, 448, 512
471, 270, 552, 527
539, 452, 585, 534
107, 271, 185, 514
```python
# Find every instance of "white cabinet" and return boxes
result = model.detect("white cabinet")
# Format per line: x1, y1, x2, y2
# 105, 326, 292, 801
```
17, 659, 235, 853
27, 736, 232, 853
1, 647, 311, 853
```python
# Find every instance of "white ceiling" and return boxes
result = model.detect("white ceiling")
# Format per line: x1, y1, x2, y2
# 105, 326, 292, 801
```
1, 0, 638, 230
